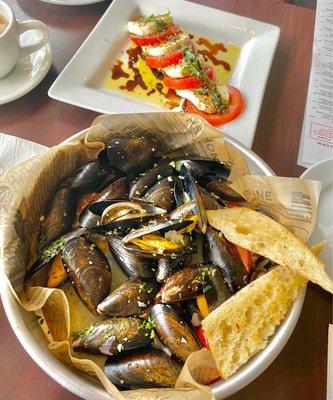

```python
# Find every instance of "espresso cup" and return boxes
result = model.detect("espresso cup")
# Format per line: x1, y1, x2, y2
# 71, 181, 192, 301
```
0, 0, 49, 78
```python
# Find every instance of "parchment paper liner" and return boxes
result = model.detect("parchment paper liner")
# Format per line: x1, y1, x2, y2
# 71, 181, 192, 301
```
0, 112, 321, 400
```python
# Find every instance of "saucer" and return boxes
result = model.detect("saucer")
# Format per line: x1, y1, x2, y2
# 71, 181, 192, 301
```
0, 30, 52, 105
301, 158, 333, 278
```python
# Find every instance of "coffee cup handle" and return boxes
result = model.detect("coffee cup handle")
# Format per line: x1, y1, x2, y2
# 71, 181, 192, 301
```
17, 20, 49, 58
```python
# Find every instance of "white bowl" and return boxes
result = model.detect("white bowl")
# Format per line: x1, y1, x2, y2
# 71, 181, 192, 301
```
0, 128, 306, 399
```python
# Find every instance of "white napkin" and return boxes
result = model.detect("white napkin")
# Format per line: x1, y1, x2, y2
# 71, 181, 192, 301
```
0, 132, 48, 175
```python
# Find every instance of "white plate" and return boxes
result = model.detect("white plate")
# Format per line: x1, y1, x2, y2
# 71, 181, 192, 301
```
40, 0, 106, 5
301, 158, 333, 278
0, 30, 52, 105
48, 0, 280, 148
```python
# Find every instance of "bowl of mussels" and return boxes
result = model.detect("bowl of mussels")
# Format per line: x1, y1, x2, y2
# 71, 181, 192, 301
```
0, 113, 308, 399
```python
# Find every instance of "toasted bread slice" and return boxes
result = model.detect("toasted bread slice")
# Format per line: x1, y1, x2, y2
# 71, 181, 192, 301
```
207, 208, 333, 293
202, 266, 305, 379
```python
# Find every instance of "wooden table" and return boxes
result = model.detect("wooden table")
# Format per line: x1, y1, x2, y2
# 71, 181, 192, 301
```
0, 1, 331, 399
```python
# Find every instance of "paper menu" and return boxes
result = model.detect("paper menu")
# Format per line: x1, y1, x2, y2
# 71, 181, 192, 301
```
297, 0, 333, 168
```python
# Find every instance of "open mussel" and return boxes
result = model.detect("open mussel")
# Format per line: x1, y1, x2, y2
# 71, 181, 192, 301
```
122, 218, 194, 260
129, 158, 175, 199
107, 236, 156, 278
97, 277, 159, 317
150, 304, 201, 362
106, 136, 158, 173
79, 200, 166, 235
159, 264, 210, 303
62, 236, 112, 314
104, 349, 182, 388
72, 317, 151, 356
205, 226, 249, 293
41, 187, 77, 245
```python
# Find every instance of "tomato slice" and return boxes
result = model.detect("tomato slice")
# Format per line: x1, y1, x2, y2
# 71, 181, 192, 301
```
234, 244, 253, 273
163, 67, 216, 90
196, 326, 210, 349
186, 85, 244, 126
145, 51, 183, 69
130, 25, 180, 46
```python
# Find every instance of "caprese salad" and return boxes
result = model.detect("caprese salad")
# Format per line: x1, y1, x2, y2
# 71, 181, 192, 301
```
127, 12, 243, 126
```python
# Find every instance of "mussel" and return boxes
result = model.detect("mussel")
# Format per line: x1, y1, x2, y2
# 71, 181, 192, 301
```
150, 304, 201, 362
159, 264, 210, 303
68, 160, 113, 194
143, 176, 177, 212
62, 236, 112, 314
107, 236, 156, 278
202, 265, 231, 311
41, 187, 77, 245
93, 176, 128, 203
106, 136, 158, 173
104, 349, 182, 388
183, 300, 203, 327
72, 317, 151, 356
205, 227, 249, 293
129, 158, 175, 199
97, 277, 159, 317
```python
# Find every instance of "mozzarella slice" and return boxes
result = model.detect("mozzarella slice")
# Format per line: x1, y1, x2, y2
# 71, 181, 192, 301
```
163, 53, 206, 78
127, 15, 173, 37
177, 84, 230, 114
144, 32, 190, 57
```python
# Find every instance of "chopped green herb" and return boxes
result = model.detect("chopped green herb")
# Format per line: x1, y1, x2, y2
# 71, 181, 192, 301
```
74, 325, 94, 340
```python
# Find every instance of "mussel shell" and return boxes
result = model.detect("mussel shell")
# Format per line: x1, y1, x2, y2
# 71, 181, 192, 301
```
156, 251, 192, 282
72, 317, 150, 356
122, 219, 193, 244
200, 188, 226, 209
205, 227, 249, 293
206, 180, 243, 202
97, 277, 159, 317
183, 300, 203, 327
107, 235, 156, 278
129, 158, 175, 199
159, 264, 206, 303
181, 159, 230, 183
104, 349, 182, 388
62, 236, 112, 314
93, 176, 128, 203
168, 200, 196, 220
203, 265, 231, 311
144, 176, 177, 213
24, 228, 87, 282
79, 200, 166, 234
68, 161, 110, 193
107, 136, 158, 173
180, 165, 207, 233
41, 187, 77, 245
150, 304, 201, 362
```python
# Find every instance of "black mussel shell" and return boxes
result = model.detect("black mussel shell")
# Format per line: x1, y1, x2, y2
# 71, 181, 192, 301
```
107, 136, 158, 173
24, 228, 87, 282
159, 264, 210, 303
122, 219, 193, 244
129, 158, 175, 199
144, 176, 178, 213
200, 188, 226, 209
156, 250, 192, 283
97, 277, 159, 317
168, 200, 196, 220
150, 304, 201, 362
206, 180, 243, 202
93, 176, 128, 203
68, 161, 110, 194
41, 187, 77, 245
72, 317, 151, 356
62, 236, 112, 314
79, 200, 166, 234
104, 349, 182, 388
204, 227, 249, 293
203, 265, 231, 311
183, 300, 203, 327
180, 165, 207, 233
107, 236, 156, 278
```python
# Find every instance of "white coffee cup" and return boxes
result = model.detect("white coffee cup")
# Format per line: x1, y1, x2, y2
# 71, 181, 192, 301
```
0, 0, 49, 79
